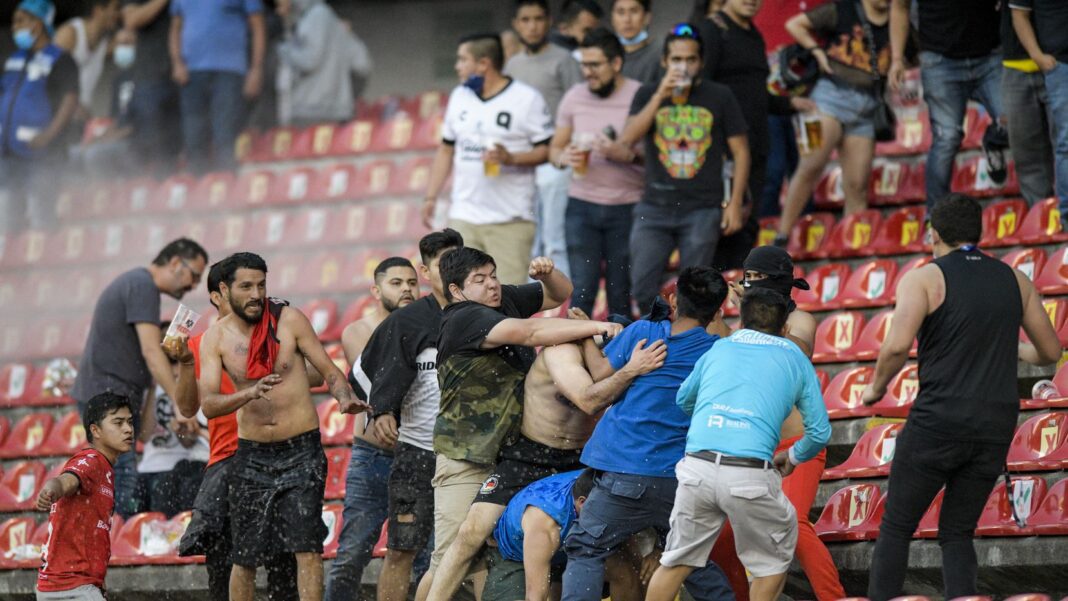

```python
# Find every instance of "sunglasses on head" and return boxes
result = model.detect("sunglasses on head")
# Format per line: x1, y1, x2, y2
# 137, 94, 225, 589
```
670, 23, 700, 40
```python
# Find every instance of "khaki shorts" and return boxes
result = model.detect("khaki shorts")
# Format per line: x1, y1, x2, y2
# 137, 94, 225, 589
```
448, 219, 535, 286
430, 454, 493, 569
661, 455, 797, 578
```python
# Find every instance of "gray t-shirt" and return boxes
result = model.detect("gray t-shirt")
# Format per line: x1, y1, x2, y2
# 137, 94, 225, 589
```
504, 43, 583, 119
72, 267, 161, 403
622, 39, 662, 85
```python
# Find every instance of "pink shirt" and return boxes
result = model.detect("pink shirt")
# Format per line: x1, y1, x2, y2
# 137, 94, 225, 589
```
556, 78, 644, 206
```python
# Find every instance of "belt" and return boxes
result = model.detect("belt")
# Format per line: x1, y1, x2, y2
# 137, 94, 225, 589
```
688, 450, 771, 470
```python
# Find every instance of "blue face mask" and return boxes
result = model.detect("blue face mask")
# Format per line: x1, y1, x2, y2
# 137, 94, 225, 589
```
618, 30, 649, 46
13, 28, 36, 50
463, 75, 485, 96
114, 45, 136, 69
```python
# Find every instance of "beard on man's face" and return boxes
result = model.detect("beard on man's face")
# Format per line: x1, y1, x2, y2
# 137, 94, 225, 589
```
230, 296, 264, 324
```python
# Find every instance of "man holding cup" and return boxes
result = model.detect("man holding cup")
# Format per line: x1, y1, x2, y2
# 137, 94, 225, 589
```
549, 27, 644, 319
422, 33, 555, 285
620, 24, 750, 313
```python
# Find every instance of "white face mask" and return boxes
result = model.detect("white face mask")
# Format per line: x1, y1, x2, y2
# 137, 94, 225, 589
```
113, 44, 135, 69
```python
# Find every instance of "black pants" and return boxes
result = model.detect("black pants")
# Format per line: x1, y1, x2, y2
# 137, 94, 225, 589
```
204, 532, 299, 601
868, 424, 1010, 601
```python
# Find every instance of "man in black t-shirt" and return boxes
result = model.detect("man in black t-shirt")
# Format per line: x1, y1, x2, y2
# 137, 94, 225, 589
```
888, 0, 1006, 212
620, 23, 749, 312
1011, 0, 1068, 231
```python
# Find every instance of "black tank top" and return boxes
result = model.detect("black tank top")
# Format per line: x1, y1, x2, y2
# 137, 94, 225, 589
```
910, 248, 1022, 443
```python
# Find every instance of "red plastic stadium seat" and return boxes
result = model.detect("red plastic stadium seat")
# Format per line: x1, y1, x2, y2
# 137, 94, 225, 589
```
322, 504, 344, 559
311, 164, 360, 203
0, 416, 9, 446
303, 299, 339, 340
25, 361, 78, 408
822, 367, 876, 419
153, 174, 199, 213
794, 263, 851, 312
868, 160, 908, 205
1002, 596, 1052, 601
975, 476, 1047, 536
234, 170, 278, 207
813, 165, 844, 210
111, 512, 186, 565
0, 461, 46, 511
249, 211, 290, 250
265, 253, 304, 296
850, 310, 916, 362
189, 172, 237, 211
756, 217, 779, 247
1022, 363, 1068, 410
0, 363, 33, 407
1001, 248, 1047, 282
787, 212, 837, 260
823, 423, 903, 480
814, 484, 884, 541
825, 210, 882, 258
1031, 478, 1068, 535
815, 369, 830, 393
324, 447, 350, 501
276, 167, 318, 204
0, 413, 54, 458
318, 398, 356, 448
355, 159, 396, 199
410, 112, 444, 151
0, 517, 41, 569
366, 201, 417, 243
876, 108, 930, 156
812, 312, 865, 364
371, 114, 418, 153
952, 154, 1017, 198
331, 119, 377, 156
1015, 197, 1067, 246
979, 199, 1028, 248
372, 520, 388, 558
1005, 413, 1068, 471
961, 105, 991, 150
840, 259, 897, 309
37, 411, 85, 457
871, 364, 919, 418
915, 489, 944, 538
871, 205, 926, 256
259, 126, 299, 162
291, 123, 338, 160
390, 156, 435, 198
1035, 246, 1068, 294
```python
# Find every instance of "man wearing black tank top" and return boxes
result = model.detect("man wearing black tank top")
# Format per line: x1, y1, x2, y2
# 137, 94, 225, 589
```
861, 194, 1061, 601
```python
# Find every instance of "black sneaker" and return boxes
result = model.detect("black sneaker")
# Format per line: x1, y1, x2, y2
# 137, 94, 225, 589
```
772, 234, 789, 248
982, 124, 1008, 186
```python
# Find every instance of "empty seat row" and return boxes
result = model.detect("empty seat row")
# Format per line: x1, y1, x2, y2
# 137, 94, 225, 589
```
815, 475, 1068, 541
0, 360, 76, 408
0, 411, 87, 461
872, 103, 993, 158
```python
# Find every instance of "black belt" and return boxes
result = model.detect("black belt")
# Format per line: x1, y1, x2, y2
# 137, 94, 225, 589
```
688, 450, 771, 469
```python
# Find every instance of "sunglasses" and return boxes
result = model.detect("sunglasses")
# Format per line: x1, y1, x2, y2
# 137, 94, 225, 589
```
670, 23, 700, 40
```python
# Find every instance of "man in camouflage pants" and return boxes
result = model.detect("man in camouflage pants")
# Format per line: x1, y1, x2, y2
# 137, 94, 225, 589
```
416, 247, 621, 601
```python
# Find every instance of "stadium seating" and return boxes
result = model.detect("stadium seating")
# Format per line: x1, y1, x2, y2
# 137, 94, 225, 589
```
322, 504, 344, 559
822, 367, 876, 419
850, 310, 915, 362
0, 461, 46, 511
1035, 246, 1068, 295
37, 411, 85, 457
814, 483, 884, 541
840, 259, 897, 308
871, 364, 919, 418
0, 516, 41, 569
0, 412, 53, 458
975, 476, 1046, 537
111, 512, 192, 565
325, 447, 350, 501
812, 312, 865, 363
980, 199, 1028, 248
1014, 197, 1067, 246
876, 108, 931, 156
757, 217, 779, 247
870, 205, 926, 255
0, 363, 32, 407
868, 159, 909, 206
1021, 363, 1068, 410
824, 210, 883, 258
319, 398, 356, 447
787, 213, 836, 260
914, 489, 944, 539
795, 263, 851, 312
1030, 477, 1068, 535
1001, 248, 1047, 282
303, 299, 340, 340
822, 423, 903, 480
1005, 413, 1068, 472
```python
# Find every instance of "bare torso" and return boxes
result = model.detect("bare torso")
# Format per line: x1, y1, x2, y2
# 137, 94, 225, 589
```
521, 351, 597, 450
342, 313, 388, 447
218, 310, 320, 442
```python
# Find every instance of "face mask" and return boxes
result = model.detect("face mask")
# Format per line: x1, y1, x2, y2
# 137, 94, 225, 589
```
13, 28, 36, 51
618, 29, 649, 46
114, 45, 136, 69
743, 276, 798, 313
463, 74, 485, 96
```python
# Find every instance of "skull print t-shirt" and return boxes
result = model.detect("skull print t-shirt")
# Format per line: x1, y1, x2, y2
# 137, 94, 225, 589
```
629, 79, 747, 208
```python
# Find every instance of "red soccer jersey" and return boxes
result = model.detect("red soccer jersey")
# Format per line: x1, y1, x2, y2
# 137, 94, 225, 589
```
189, 333, 239, 465
37, 448, 114, 592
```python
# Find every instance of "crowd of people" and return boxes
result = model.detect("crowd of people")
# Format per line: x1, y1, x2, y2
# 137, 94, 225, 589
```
10, 0, 1068, 600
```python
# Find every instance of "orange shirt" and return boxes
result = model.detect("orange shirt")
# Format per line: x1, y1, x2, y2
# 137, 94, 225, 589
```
189, 334, 239, 466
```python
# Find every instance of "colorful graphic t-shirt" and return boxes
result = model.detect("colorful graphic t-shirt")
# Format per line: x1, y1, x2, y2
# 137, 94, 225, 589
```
807, 0, 892, 89
629, 79, 746, 208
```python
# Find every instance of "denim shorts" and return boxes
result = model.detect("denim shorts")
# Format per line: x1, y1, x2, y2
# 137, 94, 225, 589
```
810, 77, 880, 139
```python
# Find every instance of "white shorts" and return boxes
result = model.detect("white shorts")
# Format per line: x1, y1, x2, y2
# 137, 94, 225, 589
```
36, 584, 106, 601
661, 455, 798, 577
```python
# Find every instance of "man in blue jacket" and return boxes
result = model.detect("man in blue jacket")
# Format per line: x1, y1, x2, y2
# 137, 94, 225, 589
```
645, 288, 831, 601
0, 0, 79, 233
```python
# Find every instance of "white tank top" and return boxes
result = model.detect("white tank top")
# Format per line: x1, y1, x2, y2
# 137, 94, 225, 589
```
70, 18, 109, 108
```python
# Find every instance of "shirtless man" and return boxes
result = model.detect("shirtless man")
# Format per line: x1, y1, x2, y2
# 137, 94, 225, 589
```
326, 255, 420, 601
198, 252, 369, 601
711, 245, 845, 601
424, 318, 666, 601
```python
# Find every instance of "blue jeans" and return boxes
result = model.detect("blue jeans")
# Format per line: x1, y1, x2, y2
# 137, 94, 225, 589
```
179, 70, 246, 174
324, 441, 393, 601
128, 76, 181, 176
629, 203, 722, 313
919, 50, 1004, 209
533, 163, 572, 278
561, 471, 734, 601
760, 114, 800, 218
1043, 62, 1068, 229
1002, 67, 1054, 205
565, 198, 635, 317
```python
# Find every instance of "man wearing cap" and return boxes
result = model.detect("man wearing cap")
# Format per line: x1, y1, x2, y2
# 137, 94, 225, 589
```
0, 0, 79, 233
709, 246, 846, 601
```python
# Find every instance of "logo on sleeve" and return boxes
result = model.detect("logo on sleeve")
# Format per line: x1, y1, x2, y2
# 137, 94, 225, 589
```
479, 475, 500, 495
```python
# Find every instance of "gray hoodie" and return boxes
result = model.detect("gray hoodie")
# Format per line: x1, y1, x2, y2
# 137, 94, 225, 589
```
276, 0, 372, 124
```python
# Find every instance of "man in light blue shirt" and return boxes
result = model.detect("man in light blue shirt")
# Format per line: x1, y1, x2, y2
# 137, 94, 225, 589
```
646, 288, 831, 601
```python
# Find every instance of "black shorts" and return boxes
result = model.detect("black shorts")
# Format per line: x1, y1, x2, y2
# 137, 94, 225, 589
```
178, 457, 232, 557
229, 429, 328, 567
386, 442, 436, 552
474, 435, 584, 506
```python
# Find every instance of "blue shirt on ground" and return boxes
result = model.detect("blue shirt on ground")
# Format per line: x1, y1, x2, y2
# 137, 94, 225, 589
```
677, 329, 832, 464
171, 0, 263, 74
581, 320, 720, 477
494, 470, 583, 564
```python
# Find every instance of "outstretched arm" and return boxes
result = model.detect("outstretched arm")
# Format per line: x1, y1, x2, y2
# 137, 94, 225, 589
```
35, 473, 80, 511
546, 341, 665, 415
483, 318, 623, 350
288, 308, 371, 414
